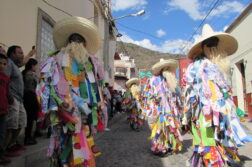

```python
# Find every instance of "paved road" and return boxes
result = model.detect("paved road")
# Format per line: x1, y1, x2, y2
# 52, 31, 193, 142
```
95, 116, 252, 167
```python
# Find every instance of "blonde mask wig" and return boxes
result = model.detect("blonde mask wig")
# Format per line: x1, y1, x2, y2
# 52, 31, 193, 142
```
65, 42, 88, 65
203, 45, 231, 76
162, 70, 177, 93
130, 84, 141, 100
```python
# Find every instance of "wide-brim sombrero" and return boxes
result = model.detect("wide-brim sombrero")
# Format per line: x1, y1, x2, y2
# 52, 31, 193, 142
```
151, 59, 178, 76
53, 16, 101, 55
126, 78, 139, 88
188, 24, 238, 60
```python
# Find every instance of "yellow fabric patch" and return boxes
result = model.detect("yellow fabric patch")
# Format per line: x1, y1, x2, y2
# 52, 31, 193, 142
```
209, 80, 217, 101
150, 123, 158, 139
74, 157, 83, 165
74, 136, 79, 143
64, 66, 72, 81
205, 153, 211, 159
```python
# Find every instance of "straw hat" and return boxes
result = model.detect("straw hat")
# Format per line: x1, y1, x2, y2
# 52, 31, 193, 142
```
188, 24, 238, 59
53, 16, 101, 55
126, 78, 139, 88
151, 59, 178, 76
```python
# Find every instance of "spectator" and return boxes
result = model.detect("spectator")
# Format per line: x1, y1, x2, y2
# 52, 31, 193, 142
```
22, 58, 39, 145
0, 46, 7, 55
0, 54, 11, 164
108, 86, 115, 117
103, 83, 112, 118
4, 45, 35, 157
101, 95, 110, 131
115, 91, 122, 112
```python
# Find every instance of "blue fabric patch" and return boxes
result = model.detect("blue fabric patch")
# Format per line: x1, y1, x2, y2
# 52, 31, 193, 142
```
203, 146, 210, 153
86, 78, 93, 105
72, 60, 79, 75
190, 97, 195, 103
199, 101, 203, 109
218, 99, 225, 107
160, 114, 164, 123
194, 146, 199, 152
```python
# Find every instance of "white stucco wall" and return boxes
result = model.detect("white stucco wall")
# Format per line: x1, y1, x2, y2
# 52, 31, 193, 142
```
109, 40, 116, 84
0, 0, 94, 56
96, 12, 105, 62
228, 7, 252, 111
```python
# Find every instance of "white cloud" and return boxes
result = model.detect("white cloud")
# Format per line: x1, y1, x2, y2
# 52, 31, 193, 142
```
167, 0, 203, 20
118, 33, 193, 54
112, 0, 147, 11
156, 29, 167, 37
210, 1, 245, 18
119, 33, 159, 51
166, 0, 245, 20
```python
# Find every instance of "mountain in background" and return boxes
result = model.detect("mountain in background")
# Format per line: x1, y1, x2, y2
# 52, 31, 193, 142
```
116, 41, 186, 71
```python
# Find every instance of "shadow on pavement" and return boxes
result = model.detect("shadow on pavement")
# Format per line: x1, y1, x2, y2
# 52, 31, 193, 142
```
233, 155, 252, 167
179, 138, 193, 154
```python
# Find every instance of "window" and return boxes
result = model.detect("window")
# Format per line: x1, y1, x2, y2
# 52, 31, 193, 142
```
116, 67, 127, 75
37, 9, 55, 64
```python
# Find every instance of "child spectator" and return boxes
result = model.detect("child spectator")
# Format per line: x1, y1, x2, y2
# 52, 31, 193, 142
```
0, 54, 11, 164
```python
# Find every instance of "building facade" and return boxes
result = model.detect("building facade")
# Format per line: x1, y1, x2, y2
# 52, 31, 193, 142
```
226, 3, 252, 119
0, 0, 116, 83
114, 52, 138, 91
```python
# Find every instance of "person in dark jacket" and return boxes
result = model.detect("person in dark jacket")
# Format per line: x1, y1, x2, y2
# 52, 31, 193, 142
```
22, 58, 39, 145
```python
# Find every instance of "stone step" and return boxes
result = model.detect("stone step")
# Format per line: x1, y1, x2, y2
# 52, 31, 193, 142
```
0, 137, 49, 167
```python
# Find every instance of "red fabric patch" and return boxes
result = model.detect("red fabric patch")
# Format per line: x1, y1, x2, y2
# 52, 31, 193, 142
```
74, 143, 81, 149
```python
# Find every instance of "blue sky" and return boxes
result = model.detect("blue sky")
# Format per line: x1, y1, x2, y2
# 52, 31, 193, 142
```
111, 0, 251, 54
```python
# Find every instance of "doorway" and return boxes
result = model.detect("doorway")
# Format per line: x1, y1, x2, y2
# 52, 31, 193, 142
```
236, 61, 247, 114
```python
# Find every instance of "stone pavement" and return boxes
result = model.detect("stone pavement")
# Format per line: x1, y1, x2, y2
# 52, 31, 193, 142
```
1, 113, 252, 167
95, 116, 252, 167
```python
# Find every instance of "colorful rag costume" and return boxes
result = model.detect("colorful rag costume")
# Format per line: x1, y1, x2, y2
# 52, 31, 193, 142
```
37, 52, 104, 167
183, 57, 252, 166
141, 75, 183, 155
183, 23, 252, 167
36, 17, 104, 167
123, 78, 142, 130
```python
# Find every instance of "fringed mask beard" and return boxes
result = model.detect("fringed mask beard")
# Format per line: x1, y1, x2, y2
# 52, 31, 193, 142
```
203, 46, 231, 77
65, 42, 88, 65
162, 70, 177, 93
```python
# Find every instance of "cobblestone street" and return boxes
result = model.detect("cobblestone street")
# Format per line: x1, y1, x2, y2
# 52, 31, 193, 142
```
95, 115, 252, 167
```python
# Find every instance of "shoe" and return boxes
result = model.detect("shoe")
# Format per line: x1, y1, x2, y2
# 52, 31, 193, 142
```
0, 157, 11, 164
4, 151, 21, 157
104, 128, 110, 131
